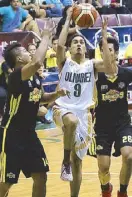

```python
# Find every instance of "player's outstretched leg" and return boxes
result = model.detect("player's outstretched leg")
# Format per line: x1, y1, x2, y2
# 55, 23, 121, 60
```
97, 155, 113, 197
61, 113, 78, 182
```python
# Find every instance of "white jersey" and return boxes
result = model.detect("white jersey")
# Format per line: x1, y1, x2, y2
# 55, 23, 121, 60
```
55, 58, 96, 110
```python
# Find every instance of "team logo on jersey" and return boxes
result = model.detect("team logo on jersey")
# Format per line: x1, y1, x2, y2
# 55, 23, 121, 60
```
118, 82, 125, 89
102, 89, 124, 102
6, 172, 15, 179
29, 88, 42, 103
101, 85, 108, 91
96, 145, 103, 150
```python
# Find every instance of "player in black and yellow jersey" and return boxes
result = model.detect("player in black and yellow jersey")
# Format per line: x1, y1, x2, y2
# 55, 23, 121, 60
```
95, 29, 132, 197
0, 23, 68, 197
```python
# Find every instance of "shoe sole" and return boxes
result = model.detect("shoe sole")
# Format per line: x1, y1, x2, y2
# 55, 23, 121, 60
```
60, 176, 73, 182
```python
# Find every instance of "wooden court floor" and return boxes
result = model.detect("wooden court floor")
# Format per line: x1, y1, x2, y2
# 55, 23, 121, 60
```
8, 128, 132, 197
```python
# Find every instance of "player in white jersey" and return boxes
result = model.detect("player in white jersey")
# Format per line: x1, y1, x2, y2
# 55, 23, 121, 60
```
53, 7, 116, 197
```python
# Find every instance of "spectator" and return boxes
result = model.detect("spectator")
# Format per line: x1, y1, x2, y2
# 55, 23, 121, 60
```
46, 36, 70, 72
46, 36, 58, 72
92, 0, 102, 7
41, 0, 63, 17
36, 65, 53, 124
0, 0, 41, 37
56, 5, 77, 46
21, 0, 63, 18
20, 0, 46, 19
91, 0, 103, 15
110, 0, 129, 13
61, 0, 73, 6
27, 43, 52, 124
124, 43, 132, 59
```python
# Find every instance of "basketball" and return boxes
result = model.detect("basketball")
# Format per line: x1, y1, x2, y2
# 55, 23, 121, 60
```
72, 3, 98, 28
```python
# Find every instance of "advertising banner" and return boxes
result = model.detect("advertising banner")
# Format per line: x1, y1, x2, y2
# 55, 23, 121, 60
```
0, 32, 35, 63
80, 26, 132, 59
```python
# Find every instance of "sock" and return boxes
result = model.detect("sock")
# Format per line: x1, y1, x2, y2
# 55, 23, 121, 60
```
119, 184, 128, 193
101, 183, 110, 191
63, 149, 71, 164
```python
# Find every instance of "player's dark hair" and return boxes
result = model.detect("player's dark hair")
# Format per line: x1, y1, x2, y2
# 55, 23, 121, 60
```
99, 37, 119, 52
3, 42, 22, 69
52, 35, 58, 43
68, 33, 87, 47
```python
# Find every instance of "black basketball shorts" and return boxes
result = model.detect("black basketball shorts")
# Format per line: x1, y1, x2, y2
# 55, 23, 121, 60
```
0, 128, 49, 183
95, 124, 132, 156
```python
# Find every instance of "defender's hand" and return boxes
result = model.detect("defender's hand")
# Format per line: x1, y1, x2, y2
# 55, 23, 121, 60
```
41, 18, 54, 37
102, 18, 108, 38
57, 88, 71, 98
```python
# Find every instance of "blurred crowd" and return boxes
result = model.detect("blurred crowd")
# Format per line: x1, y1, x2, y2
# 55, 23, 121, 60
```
0, 0, 131, 36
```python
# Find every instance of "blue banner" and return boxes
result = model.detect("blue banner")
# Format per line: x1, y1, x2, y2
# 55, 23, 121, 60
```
80, 26, 132, 59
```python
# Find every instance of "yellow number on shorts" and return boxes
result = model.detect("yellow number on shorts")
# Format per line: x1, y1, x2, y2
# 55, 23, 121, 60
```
122, 136, 132, 143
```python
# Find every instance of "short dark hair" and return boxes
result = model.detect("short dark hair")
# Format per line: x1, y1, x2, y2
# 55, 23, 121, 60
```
3, 42, 22, 69
68, 33, 87, 47
52, 35, 58, 43
99, 37, 119, 52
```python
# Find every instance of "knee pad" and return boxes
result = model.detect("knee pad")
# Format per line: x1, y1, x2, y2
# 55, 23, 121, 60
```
98, 171, 110, 185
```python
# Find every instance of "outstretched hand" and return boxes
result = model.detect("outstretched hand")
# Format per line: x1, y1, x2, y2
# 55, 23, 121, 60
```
66, 6, 74, 20
57, 88, 71, 98
102, 17, 108, 38
41, 18, 55, 37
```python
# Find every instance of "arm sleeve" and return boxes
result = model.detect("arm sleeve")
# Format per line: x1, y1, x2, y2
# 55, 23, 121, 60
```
8, 67, 23, 96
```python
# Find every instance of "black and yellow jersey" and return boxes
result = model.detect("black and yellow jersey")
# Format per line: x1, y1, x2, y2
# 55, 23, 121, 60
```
95, 66, 132, 129
1, 67, 42, 131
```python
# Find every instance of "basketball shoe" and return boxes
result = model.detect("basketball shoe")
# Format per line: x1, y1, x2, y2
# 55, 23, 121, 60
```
60, 163, 73, 181
102, 183, 113, 197
117, 191, 128, 197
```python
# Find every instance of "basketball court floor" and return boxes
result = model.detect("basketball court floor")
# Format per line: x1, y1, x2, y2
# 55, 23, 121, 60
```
8, 126, 132, 197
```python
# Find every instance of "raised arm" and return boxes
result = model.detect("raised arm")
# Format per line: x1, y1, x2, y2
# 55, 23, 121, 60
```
21, 20, 53, 81
57, 6, 73, 71
40, 86, 70, 104
94, 19, 117, 75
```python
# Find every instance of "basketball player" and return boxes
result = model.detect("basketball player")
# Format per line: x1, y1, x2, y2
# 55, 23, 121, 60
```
0, 22, 68, 197
95, 30, 132, 197
53, 6, 116, 197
